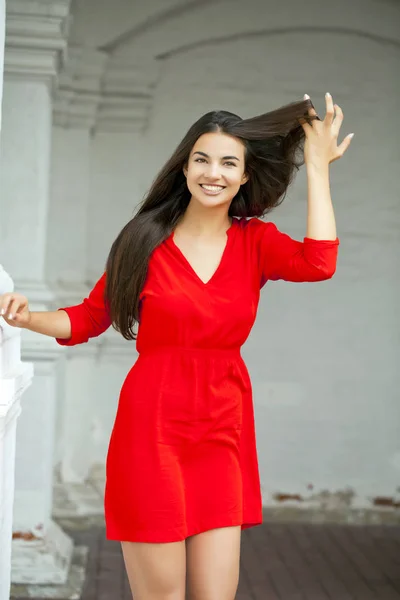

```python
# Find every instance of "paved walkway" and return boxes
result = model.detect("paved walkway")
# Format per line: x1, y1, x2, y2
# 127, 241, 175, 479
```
12, 520, 400, 599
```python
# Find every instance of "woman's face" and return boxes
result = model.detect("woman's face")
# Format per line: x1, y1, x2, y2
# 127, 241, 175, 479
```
184, 132, 248, 209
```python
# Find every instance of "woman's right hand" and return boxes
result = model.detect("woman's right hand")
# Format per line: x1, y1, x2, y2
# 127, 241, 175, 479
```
0, 293, 31, 328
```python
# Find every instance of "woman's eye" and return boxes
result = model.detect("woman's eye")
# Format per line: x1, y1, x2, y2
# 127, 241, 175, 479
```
194, 158, 235, 167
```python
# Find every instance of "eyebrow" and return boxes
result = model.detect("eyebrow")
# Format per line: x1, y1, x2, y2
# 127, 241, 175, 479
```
193, 151, 240, 161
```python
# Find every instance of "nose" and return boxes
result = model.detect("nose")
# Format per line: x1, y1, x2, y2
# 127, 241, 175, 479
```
204, 162, 222, 180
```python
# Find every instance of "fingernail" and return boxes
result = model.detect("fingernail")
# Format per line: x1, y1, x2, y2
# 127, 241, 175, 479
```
0, 308, 4, 315
349, 133, 355, 138
326, 92, 331, 97
304, 94, 310, 99
8, 314, 13, 320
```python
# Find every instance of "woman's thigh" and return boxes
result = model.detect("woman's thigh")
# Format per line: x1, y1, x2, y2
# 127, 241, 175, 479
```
186, 526, 241, 600
121, 540, 186, 600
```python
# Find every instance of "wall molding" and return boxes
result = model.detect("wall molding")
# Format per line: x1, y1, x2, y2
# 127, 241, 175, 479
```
4, 0, 72, 82
53, 47, 159, 132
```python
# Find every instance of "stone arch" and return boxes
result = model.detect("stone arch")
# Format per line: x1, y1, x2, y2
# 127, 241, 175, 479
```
157, 26, 400, 60
104, 0, 400, 60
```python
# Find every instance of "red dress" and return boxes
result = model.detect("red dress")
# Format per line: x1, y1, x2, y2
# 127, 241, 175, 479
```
57, 217, 339, 543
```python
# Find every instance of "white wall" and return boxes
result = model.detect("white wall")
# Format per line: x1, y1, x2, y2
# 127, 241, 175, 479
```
87, 131, 144, 279
0, 81, 52, 281
48, 128, 145, 284
47, 128, 91, 283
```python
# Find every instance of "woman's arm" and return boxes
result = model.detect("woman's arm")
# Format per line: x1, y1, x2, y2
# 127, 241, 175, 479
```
256, 222, 339, 285
0, 295, 72, 339
55, 273, 111, 346
0, 272, 111, 346
303, 92, 353, 240
306, 162, 336, 240
25, 310, 72, 339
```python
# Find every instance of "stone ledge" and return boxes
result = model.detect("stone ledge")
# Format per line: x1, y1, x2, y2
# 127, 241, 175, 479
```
6, 0, 71, 21
11, 520, 74, 586
263, 505, 400, 526
10, 546, 87, 600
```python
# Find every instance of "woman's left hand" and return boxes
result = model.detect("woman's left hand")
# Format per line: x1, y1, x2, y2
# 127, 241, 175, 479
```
301, 93, 354, 168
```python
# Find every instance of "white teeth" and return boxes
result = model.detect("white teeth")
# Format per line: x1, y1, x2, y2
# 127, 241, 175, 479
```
201, 185, 224, 191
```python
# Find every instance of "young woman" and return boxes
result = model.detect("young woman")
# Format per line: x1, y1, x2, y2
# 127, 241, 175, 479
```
1, 93, 352, 600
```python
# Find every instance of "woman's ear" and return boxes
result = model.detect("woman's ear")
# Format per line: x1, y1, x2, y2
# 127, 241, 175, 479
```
241, 172, 249, 185
183, 164, 188, 178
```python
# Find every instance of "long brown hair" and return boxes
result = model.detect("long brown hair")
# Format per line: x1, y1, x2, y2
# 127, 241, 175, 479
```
106, 99, 317, 340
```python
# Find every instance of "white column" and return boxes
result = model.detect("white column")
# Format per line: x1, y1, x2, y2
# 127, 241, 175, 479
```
0, 79, 52, 281
0, 0, 3, 130
0, 267, 34, 600
49, 49, 139, 490
47, 127, 92, 283
0, 0, 75, 585
0, 7, 34, 597
46, 127, 94, 485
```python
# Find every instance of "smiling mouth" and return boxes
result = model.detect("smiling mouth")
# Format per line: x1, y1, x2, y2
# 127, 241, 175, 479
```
200, 184, 226, 194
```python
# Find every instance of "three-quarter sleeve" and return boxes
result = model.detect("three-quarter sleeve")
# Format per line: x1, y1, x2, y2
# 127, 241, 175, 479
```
251, 219, 339, 287
56, 272, 111, 346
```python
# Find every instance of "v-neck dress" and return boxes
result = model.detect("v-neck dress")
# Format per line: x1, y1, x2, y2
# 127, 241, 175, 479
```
56, 217, 339, 543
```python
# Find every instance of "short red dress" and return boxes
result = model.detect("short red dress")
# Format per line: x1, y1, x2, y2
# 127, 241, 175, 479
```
57, 217, 339, 543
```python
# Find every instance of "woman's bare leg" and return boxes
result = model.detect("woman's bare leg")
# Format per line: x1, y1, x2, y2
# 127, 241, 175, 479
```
186, 526, 241, 600
121, 540, 186, 600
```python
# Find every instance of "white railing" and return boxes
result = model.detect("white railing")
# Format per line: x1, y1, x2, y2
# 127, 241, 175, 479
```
0, 265, 33, 600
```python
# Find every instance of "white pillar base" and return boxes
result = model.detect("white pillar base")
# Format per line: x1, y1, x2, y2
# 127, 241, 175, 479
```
10, 545, 87, 600
11, 519, 73, 585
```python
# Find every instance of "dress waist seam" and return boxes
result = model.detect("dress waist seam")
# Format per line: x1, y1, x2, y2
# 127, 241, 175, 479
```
138, 345, 241, 357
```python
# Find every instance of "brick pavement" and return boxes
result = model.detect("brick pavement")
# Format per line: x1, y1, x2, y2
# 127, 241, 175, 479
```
12, 521, 400, 599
